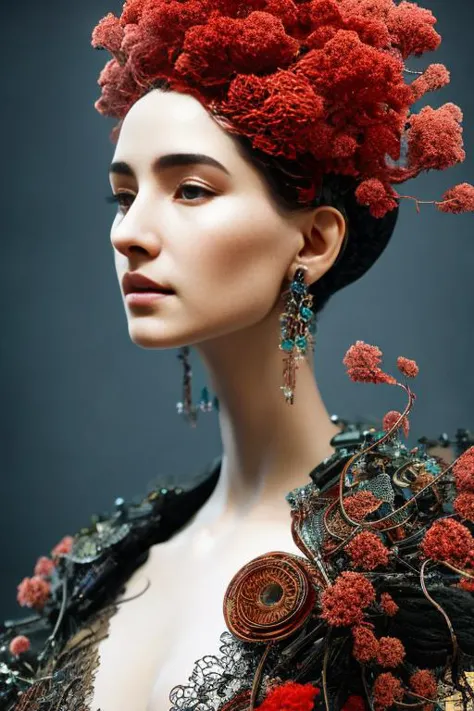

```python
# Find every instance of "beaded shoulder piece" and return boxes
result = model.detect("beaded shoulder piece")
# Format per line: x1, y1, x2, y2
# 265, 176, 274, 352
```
0, 466, 220, 711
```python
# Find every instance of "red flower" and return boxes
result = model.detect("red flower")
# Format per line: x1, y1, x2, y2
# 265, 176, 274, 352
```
34, 556, 55, 578
386, 1, 441, 59
255, 681, 319, 711
421, 518, 474, 568
352, 625, 379, 663
321, 572, 376, 627
344, 491, 382, 521
380, 593, 399, 617
437, 183, 474, 215
373, 672, 404, 709
9, 635, 31, 656
383, 410, 410, 438
342, 696, 367, 711
397, 356, 419, 378
91, 12, 125, 56
51, 535, 74, 560
410, 63, 450, 102
407, 103, 466, 173
454, 492, 474, 522
453, 447, 474, 492
17, 576, 51, 610
343, 341, 397, 386
409, 669, 437, 701
355, 179, 399, 219
345, 532, 390, 571
376, 637, 406, 668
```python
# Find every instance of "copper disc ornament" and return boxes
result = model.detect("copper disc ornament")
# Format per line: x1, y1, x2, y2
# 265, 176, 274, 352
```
223, 551, 317, 643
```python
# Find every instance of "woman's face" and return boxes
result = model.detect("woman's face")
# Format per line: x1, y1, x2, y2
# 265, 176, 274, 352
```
109, 89, 308, 350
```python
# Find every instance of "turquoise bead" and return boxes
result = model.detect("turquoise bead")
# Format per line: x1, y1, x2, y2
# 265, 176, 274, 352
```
282, 339, 294, 352
291, 282, 306, 295
296, 336, 307, 349
300, 307, 313, 322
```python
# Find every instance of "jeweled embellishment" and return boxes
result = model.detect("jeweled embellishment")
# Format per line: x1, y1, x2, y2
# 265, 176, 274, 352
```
223, 552, 317, 643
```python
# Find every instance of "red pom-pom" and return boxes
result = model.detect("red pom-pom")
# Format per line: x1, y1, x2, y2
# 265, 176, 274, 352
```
17, 576, 51, 610
453, 447, 474, 492
9, 635, 31, 656
91, 12, 125, 56
343, 341, 397, 385
437, 183, 474, 215
34, 556, 55, 578
376, 637, 406, 668
409, 669, 437, 702
380, 593, 399, 617
410, 63, 450, 102
255, 681, 320, 711
373, 672, 404, 709
397, 356, 419, 378
343, 491, 382, 521
321, 572, 376, 627
51, 535, 74, 560
345, 532, 390, 571
387, 1, 441, 59
383, 410, 410, 438
421, 518, 474, 567
407, 103, 466, 172
454, 492, 474, 522
352, 624, 379, 663
355, 179, 399, 219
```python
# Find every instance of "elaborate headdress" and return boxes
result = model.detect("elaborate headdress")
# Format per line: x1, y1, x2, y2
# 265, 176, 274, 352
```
91, 0, 473, 219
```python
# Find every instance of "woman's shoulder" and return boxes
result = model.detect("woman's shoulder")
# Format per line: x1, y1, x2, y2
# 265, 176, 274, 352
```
0, 460, 220, 710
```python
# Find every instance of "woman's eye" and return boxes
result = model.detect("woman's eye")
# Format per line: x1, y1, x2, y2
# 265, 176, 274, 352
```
105, 183, 214, 213
175, 183, 215, 201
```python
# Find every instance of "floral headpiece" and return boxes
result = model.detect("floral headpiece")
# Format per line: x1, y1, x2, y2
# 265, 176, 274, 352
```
91, 0, 473, 219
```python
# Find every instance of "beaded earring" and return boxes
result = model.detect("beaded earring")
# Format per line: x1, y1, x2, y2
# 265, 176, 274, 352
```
279, 266, 317, 405
176, 346, 219, 427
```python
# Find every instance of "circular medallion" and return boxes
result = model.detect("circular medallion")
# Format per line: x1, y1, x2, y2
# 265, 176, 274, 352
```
223, 551, 317, 643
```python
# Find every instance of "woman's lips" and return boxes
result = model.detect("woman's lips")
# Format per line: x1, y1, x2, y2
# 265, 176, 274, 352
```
125, 292, 173, 306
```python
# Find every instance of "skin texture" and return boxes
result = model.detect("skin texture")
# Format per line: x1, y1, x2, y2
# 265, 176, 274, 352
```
109, 88, 347, 528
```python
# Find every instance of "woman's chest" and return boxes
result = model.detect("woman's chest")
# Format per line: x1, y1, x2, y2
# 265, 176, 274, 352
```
87, 517, 301, 711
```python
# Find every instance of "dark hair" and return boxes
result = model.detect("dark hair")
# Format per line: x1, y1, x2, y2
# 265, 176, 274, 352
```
148, 81, 400, 320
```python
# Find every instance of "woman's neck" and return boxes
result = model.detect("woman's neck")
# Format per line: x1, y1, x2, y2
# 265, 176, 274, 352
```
195, 310, 342, 527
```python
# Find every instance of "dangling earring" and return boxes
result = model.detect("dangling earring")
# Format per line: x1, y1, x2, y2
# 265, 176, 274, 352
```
176, 346, 219, 427
279, 266, 317, 405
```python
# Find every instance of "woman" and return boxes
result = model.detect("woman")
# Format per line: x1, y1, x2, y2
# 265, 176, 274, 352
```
1, 0, 473, 709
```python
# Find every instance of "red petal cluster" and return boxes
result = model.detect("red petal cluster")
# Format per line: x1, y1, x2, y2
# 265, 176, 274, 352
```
437, 183, 474, 215
409, 669, 437, 703
16, 576, 51, 610
373, 672, 404, 709
345, 532, 390, 570
91, 0, 472, 219
9, 635, 31, 656
34, 556, 55, 578
383, 410, 410, 438
343, 341, 397, 385
380, 593, 399, 617
397, 356, 419, 378
51, 535, 74, 560
454, 492, 474, 523
376, 637, 406, 668
344, 491, 382, 521
352, 624, 379, 663
321, 572, 376, 626
421, 518, 474, 568
255, 681, 320, 711
453, 446, 474, 492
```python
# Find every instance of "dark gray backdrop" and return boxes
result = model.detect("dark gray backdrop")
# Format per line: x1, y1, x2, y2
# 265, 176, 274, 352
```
1, 1, 473, 618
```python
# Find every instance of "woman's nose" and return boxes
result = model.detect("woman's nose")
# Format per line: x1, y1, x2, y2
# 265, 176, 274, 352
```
111, 206, 163, 258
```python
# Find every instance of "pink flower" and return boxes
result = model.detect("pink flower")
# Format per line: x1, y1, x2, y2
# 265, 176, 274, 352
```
383, 410, 410, 438
17, 576, 51, 610
34, 556, 55, 578
9, 635, 31, 656
343, 341, 397, 385
397, 356, 419, 378
51, 535, 74, 560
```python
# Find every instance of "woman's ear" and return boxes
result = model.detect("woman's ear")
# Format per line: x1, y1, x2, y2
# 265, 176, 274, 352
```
288, 206, 347, 285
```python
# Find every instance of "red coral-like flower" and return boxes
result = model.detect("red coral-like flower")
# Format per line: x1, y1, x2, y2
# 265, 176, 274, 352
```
355, 179, 399, 219
386, 1, 441, 59
321, 572, 376, 627
343, 341, 397, 385
453, 446, 474, 492
91, 12, 125, 56
9, 635, 31, 656
454, 492, 474, 522
380, 593, 399, 617
437, 183, 474, 215
344, 491, 382, 521
373, 672, 404, 709
376, 637, 406, 668
410, 63, 450, 102
383, 410, 410, 438
409, 669, 437, 702
397, 356, 419, 378
407, 103, 466, 173
352, 624, 379, 663
421, 518, 474, 567
255, 681, 320, 711
34, 556, 55, 578
17, 576, 51, 610
51, 535, 74, 560
346, 532, 390, 570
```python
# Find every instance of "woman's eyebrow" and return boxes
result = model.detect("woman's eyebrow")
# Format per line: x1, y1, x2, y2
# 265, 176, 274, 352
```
109, 153, 231, 177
